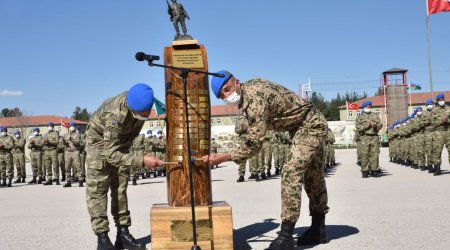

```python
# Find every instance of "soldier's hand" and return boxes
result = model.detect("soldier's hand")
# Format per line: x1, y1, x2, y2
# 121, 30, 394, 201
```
144, 156, 162, 169
202, 153, 231, 166
441, 115, 448, 124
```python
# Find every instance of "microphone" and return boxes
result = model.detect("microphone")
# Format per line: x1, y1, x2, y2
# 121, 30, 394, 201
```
135, 52, 160, 62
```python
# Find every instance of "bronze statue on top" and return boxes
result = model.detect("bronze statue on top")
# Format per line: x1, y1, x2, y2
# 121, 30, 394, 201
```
166, 0, 193, 41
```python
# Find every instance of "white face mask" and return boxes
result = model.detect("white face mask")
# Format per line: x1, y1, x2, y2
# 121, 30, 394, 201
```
223, 91, 241, 106
69, 126, 75, 132
33, 131, 39, 136
15, 134, 20, 138
132, 111, 150, 121
47, 126, 53, 132
438, 101, 445, 107
427, 104, 434, 110
417, 111, 423, 116
0, 132, 6, 137
363, 108, 371, 113
157, 134, 163, 138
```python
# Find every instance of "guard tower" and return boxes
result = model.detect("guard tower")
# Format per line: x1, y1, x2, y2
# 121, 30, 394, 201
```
382, 68, 408, 127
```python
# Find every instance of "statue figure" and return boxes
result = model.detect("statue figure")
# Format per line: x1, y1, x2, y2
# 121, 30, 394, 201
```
166, 0, 193, 40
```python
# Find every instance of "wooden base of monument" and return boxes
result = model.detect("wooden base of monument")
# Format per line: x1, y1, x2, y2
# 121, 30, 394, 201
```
150, 201, 233, 250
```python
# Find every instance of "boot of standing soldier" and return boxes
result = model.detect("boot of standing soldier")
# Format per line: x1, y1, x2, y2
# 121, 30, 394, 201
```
63, 178, 72, 188
114, 226, 145, 250
96, 232, 116, 250
297, 213, 328, 246
7, 178, 12, 187
267, 220, 295, 250
1, 179, 6, 186
434, 164, 441, 176
13, 176, 21, 184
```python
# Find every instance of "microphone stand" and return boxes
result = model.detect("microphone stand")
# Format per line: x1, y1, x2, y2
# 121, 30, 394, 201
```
142, 58, 223, 250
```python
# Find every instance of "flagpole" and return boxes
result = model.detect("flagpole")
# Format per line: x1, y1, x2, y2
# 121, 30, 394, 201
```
426, 6, 434, 100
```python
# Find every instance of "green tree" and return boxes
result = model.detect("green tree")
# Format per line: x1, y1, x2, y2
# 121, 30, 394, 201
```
1, 107, 23, 117
72, 106, 90, 122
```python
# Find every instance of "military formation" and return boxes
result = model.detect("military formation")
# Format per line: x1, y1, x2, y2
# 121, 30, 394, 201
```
388, 93, 450, 176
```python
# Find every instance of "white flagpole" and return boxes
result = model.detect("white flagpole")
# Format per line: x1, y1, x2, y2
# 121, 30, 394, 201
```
426, 0, 435, 100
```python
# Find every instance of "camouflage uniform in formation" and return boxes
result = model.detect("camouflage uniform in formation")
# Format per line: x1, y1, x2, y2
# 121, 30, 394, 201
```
210, 139, 220, 169
42, 129, 60, 184
28, 133, 44, 183
0, 132, 15, 186
355, 111, 382, 177
324, 129, 336, 170
131, 135, 145, 183
229, 78, 329, 227
144, 134, 155, 177
63, 130, 82, 186
13, 134, 26, 182
262, 130, 276, 176
153, 135, 166, 176
235, 115, 259, 181
79, 133, 87, 180
86, 92, 145, 235
57, 135, 66, 181
431, 102, 450, 175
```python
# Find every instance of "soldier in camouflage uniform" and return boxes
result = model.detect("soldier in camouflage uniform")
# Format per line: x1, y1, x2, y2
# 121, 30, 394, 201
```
42, 122, 60, 185
62, 122, 82, 188
56, 131, 66, 182
0, 127, 15, 187
431, 93, 450, 175
12, 130, 26, 183
235, 115, 253, 182
423, 99, 436, 173
263, 130, 276, 177
28, 128, 44, 184
78, 128, 87, 182
85, 84, 161, 250
130, 134, 145, 185
355, 101, 382, 178
154, 130, 166, 177
143, 130, 155, 177
206, 71, 329, 249
324, 128, 335, 171
210, 138, 220, 169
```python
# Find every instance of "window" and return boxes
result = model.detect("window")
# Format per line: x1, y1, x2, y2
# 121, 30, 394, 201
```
348, 111, 353, 117
356, 111, 361, 116
375, 110, 380, 115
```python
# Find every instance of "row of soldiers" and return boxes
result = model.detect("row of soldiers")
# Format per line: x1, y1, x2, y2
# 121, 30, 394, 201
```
0, 122, 86, 188
388, 94, 450, 175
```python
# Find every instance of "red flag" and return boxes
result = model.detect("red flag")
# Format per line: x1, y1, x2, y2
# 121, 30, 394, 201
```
347, 102, 359, 111
427, 0, 450, 15
61, 120, 69, 128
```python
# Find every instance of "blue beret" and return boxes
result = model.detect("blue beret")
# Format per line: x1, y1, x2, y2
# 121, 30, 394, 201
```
14, 131, 20, 135
126, 83, 154, 112
69, 122, 75, 127
157, 130, 162, 134
436, 93, 445, 101
415, 106, 422, 111
211, 70, 233, 99
361, 101, 372, 108
47, 122, 54, 126
146, 130, 152, 134
425, 99, 433, 105
0, 127, 6, 132
32, 128, 40, 133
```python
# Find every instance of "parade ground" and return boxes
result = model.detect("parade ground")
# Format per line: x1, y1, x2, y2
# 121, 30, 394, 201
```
1, 147, 450, 250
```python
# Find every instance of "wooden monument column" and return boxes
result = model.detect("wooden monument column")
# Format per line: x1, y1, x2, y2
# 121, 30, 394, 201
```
150, 40, 233, 250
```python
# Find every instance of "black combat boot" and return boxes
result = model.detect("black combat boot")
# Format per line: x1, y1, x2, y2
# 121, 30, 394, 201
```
54, 179, 60, 185
434, 164, 441, 176
420, 165, 426, 171
114, 226, 145, 250
96, 232, 116, 250
371, 170, 379, 177
13, 177, 21, 184
7, 178, 12, 187
1, 179, 7, 186
428, 165, 434, 173
141, 173, 146, 179
361, 171, 369, 178
43, 179, 52, 185
21, 177, 25, 183
389, 157, 393, 162
61, 176, 66, 182
331, 161, 336, 166
248, 173, 255, 179
297, 213, 328, 246
236, 176, 245, 182
63, 180, 72, 188
28, 176, 37, 184
132, 178, 137, 186
275, 167, 280, 175
267, 220, 295, 250
79, 181, 84, 187
37, 177, 43, 184
255, 174, 261, 182
266, 169, 272, 177
261, 172, 267, 180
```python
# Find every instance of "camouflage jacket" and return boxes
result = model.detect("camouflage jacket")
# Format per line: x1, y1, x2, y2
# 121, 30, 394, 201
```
86, 92, 145, 168
0, 135, 15, 152
28, 135, 44, 150
230, 78, 327, 163
13, 137, 26, 154
79, 133, 86, 153
210, 141, 219, 153
42, 130, 59, 150
154, 137, 166, 153
144, 137, 155, 155
62, 131, 81, 151
132, 136, 145, 153
325, 130, 335, 144
421, 109, 435, 132
431, 105, 450, 130
355, 112, 382, 136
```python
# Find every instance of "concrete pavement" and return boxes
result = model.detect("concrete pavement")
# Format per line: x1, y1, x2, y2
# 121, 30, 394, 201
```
0, 148, 449, 249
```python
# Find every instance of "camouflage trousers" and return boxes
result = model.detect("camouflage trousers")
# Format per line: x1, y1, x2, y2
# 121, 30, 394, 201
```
43, 149, 58, 180
65, 150, 81, 180
281, 130, 329, 222
358, 135, 379, 171
272, 144, 281, 168
432, 130, 450, 165
131, 150, 144, 178
238, 160, 248, 176
325, 143, 333, 164
0, 151, 14, 180
424, 131, 434, 165
413, 133, 425, 166
13, 152, 26, 178
58, 152, 65, 178
250, 152, 263, 174
263, 142, 273, 171
356, 140, 361, 162
30, 150, 43, 177
80, 152, 86, 178
86, 155, 131, 234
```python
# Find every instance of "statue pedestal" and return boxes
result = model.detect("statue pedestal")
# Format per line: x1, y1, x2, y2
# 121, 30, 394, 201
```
150, 201, 234, 250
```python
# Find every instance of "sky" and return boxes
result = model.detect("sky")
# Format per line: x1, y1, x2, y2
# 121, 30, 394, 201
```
0, 0, 449, 117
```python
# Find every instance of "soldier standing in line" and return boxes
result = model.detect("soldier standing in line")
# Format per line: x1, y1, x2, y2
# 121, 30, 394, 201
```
235, 115, 252, 182
324, 128, 335, 172
355, 101, 382, 178
144, 130, 155, 178
130, 133, 145, 185
56, 131, 66, 182
354, 131, 361, 166
85, 83, 161, 250
422, 99, 436, 173
78, 127, 87, 182
431, 93, 450, 175
411, 107, 427, 170
28, 128, 44, 184
154, 130, 167, 176
12, 130, 26, 183
42, 122, 60, 185
263, 130, 276, 177
63, 122, 82, 188
205, 71, 329, 249
272, 132, 284, 176
0, 127, 15, 187
210, 138, 220, 169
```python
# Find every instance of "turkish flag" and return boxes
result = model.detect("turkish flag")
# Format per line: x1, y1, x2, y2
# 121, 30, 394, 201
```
347, 102, 359, 111
428, 0, 450, 15
61, 120, 69, 128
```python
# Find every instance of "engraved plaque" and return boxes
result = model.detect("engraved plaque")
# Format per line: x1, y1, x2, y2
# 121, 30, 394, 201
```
172, 49, 205, 68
